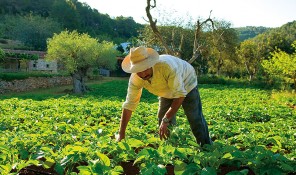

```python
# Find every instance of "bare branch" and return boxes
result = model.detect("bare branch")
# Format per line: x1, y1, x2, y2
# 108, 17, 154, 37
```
189, 11, 215, 64
145, 0, 173, 55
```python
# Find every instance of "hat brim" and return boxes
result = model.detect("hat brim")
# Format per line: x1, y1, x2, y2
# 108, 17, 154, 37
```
121, 48, 159, 73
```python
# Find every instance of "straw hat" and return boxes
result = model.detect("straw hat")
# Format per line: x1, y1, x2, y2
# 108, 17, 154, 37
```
121, 46, 159, 73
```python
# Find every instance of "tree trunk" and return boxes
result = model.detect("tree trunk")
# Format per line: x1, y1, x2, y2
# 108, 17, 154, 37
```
216, 52, 223, 76
145, 0, 173, 55
72, 68, 88, 94
293, 76, 296, 91
244, 62, 253, 81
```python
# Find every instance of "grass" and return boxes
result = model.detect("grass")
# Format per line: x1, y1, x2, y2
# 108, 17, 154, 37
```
0, 38, 30, 50
1, 75, 295, 104
0, 76, 129, 100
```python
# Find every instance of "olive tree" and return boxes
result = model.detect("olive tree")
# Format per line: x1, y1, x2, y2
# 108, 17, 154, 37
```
145, 0, 214, 64
262, 40, 296, 90
0, 48, 5, 68
236, 39, 263, 81
2, 14, 62, 50
0, 48, 4, 60
46, 30, 118, 94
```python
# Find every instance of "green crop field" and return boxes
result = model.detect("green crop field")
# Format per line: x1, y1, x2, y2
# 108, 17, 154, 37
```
0, 79, 295, 175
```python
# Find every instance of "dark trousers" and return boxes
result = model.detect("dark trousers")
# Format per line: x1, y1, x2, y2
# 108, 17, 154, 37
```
157, 86, 212, 146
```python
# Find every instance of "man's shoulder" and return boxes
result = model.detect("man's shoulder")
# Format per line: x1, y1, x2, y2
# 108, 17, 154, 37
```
158, 55, 186, 67
159, 54, 175, 60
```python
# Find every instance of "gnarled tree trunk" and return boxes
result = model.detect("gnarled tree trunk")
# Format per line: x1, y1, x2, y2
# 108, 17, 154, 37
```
145, 0, 214, 64
72, 67, 88, 94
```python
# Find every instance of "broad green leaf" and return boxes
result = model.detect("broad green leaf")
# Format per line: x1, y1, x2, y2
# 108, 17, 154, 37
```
126, 138, 144, 148
96, 153, 110, 166
60, 155, 73, 166
222, 153, 233, 159
77, 166, 91, 175
146, 137, 160, 144
111, 166, 123, 175
201, 167, 217, 175
0, 164, 12, 174
134, 155, 146, 165
174, 160, 187, 175
72, 146, 88, 153
226, 169, 248, 175
43, 157, 55, 169
0, 145, 10, 153
280, 162, 294, 171
181, 163, 201, 175
54, 163, 64, 175
173, 149, 188, 160
118, 142, 130, 150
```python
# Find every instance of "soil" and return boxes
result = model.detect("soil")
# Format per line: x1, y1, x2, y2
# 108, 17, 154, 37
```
15, 163, 295, 175
120, 161, 140, 175
120, 162, 175, 175
165, 164, 175, 175
17, 165, 57, 175
217, 166, 255, 175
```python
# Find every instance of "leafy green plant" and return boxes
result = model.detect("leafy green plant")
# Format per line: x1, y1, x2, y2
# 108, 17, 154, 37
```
0, 82, 295, 174
4, 52, 39, 60
76, 153, 123, 175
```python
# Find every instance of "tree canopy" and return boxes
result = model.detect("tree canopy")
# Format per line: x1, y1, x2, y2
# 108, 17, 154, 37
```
1, 0, 296, 90
0, 0, 143, 50
262, 40, 296, 90
46, 30, 118, 93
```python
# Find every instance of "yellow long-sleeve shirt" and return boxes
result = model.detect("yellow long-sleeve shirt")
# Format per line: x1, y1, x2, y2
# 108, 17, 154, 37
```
122, 55, 197, 111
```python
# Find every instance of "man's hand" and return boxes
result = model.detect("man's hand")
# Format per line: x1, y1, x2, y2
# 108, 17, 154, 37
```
159, 121, 169, 140
116, 133, 125, 142
117, 108, 132, 142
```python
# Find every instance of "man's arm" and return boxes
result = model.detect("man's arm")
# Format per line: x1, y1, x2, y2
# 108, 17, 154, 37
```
117, 108, 133, 141
159, 97, 185, 139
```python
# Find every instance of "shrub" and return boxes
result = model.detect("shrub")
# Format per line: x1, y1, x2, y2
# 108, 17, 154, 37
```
0, 72, 68, 81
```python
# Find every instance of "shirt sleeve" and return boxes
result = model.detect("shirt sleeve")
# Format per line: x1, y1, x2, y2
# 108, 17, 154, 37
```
122, 74, 143, 111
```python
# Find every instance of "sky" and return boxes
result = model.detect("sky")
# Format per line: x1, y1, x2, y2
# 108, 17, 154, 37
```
79, 0, 296, 28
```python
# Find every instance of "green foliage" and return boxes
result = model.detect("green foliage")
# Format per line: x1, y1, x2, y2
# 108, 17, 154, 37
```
236, 39, 262, 80
0, 48, 4, 61
0, 0, 295, 81
235, 26, 270, 42
46, 30, 118, 73
0, 0, 142, 46
4, 52, 39, 60
252, 21, 296, 57
0, 81, 295, 174
0, 72, 67, 81
1, 14, 62, 50
206, 21, 239, 75
262, 41, 296, 90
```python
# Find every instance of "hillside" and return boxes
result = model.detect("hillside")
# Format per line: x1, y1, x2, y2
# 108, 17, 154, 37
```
235, 26, 270, 42
0, 0, 143, 50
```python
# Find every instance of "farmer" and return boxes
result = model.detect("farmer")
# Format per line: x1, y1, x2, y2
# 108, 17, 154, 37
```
117, 46, 212, 146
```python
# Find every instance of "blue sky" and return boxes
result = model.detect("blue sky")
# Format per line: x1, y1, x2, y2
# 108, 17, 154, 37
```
79, 0, 296, 28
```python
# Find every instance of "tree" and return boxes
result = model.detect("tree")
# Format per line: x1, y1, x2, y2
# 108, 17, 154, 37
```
46, 30, 118, 94
145, 0, 214, 60
236, 39, 264, 81
262, 40, 296, 90
144, 0, 214, 72
0, 48, 4, 62
2, 14, 62, 50
206, 20, 239, 76
50, 0, 80, 30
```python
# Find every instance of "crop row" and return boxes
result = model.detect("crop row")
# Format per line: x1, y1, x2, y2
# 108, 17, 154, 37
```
0, 81, 295, 174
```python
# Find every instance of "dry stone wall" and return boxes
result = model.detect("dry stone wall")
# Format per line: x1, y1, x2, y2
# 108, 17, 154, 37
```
0, 76, 72, 94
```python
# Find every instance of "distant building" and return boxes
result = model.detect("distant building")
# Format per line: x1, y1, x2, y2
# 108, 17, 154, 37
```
0, 49, 57, 73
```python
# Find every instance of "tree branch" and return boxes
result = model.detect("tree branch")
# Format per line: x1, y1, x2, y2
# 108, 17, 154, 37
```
189, 10, 215, 64
146, 0, 173, 55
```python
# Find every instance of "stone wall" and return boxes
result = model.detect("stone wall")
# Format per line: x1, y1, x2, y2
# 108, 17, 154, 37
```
0, 76, 72, 94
